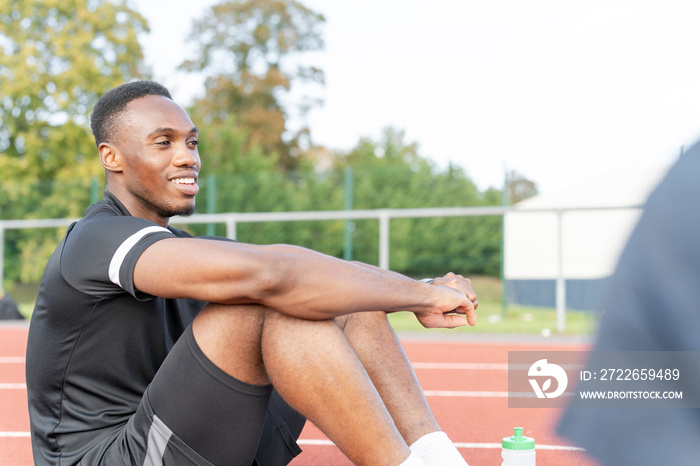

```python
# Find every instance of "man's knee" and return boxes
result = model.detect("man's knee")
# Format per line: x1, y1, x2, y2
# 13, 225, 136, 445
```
338, 310, 392, 332
191, 304, 343, 385
192, 303, 270, 385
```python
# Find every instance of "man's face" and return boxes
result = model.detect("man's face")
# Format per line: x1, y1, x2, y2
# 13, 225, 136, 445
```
109, 95, 201, 224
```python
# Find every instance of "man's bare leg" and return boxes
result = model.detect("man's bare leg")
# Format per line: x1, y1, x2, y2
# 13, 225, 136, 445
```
338, 311, 439, 444
193, 303, 413, 466
339, 311, 468, 465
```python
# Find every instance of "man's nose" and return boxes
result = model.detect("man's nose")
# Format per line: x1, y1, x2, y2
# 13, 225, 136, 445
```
173, 143, 198, 167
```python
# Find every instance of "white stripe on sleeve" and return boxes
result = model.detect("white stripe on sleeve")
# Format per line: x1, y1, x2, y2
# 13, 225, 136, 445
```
108, 226, 171, 288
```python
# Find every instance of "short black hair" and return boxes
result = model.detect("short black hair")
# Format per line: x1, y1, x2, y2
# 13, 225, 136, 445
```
90, 80, 172, 146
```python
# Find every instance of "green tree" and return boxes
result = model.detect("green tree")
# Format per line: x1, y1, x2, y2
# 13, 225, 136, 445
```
191, 115, 346, 255
333, 128, 503, 276
189, 126, 503, 277
0, 0, 148, 184
182, 0, 325, 170
0, 0, 148, 285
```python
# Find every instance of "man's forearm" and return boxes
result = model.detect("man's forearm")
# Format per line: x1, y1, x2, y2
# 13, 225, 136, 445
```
259, 244, 441, 320
136, 239, 472, 326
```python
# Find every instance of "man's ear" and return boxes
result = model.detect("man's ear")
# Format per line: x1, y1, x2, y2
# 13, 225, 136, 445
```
99, 142, 123, 173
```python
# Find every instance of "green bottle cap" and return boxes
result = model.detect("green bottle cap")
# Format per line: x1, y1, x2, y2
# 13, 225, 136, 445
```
502, 427, 535, 450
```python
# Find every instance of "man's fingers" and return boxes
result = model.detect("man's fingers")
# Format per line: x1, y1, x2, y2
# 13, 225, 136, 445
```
451, 300, 477, 327
458, 275, 479, 305
420, 313, 470, 329
433, 273, 479, 309
442, 314, 470, 328
418, 272, 479, 328
463, 306, 477, 326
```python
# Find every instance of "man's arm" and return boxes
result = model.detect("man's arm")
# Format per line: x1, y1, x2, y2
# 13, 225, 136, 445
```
351, 260, 478, 327
133, 237, 475, 328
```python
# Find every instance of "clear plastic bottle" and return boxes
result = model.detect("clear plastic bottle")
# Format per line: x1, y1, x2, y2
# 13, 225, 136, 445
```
501, 427, 536, 465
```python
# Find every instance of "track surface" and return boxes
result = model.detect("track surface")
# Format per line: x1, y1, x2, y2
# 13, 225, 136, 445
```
1, 324, 600, 465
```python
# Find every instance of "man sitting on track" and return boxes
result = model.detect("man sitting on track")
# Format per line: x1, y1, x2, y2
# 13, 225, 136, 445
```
25, 80, 478, 466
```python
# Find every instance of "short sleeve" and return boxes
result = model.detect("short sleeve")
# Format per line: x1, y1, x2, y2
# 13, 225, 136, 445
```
60, 215, 174, 300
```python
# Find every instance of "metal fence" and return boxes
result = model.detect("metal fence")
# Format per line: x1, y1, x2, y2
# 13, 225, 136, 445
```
0, 204, 643, 331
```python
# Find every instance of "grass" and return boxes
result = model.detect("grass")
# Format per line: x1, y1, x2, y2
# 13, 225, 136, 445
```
387, 303, 599, 335
8, 276, 600, 336
19, 303, 34, 319
388, 275, 600, 336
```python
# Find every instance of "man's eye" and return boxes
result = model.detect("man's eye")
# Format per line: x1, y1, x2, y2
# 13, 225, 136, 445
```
188, 139, 199, 146
156, 140, 171, 146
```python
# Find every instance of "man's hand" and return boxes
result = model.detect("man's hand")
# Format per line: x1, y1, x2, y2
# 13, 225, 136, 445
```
415, 273, 478, 329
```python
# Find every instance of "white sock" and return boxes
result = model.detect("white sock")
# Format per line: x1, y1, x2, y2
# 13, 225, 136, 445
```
398, 451, 426, 466
409, 431, 469, 466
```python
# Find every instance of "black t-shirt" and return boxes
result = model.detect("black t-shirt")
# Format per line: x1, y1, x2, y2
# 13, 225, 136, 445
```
26, 192, 208, 464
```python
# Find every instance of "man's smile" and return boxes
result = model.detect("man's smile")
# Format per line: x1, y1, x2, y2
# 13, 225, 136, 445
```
169, 172, 199, 196
171, 177, 196, 185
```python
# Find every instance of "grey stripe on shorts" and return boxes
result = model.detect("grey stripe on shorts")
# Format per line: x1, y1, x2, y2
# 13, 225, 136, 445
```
143, 414, 173, 466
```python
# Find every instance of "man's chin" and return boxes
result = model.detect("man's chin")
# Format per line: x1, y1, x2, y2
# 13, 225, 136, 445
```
156, 204, 196, 218
171, 206, 196, 217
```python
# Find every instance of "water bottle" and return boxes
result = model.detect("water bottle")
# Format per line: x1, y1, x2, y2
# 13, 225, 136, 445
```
501, 427, 535, 465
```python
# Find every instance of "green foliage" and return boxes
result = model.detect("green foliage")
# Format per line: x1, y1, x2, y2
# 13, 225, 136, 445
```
0, 0, 148, 174
182, 0, 324, 74
387, 303, 599, 335
330, 129, 503, 276
387, 275, 599, 336
187, 127, 503, 278
0, 0, 506, 290
190, 118, 347, 255
0, 0, 147, 285
183, 0, 325, 170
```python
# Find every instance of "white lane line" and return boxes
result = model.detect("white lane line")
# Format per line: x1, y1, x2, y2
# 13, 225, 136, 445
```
0, 384, 532, 398
297, 439, 584, 451
0, 357, 25, 363
0, 385, 537, 398
1, 360, 507, 367
424, 390, 536, 398
2, 360, 506, 368
412, 362, 583, 370
1, 359, 512, 368
0, 432, 31, 437
413, 362, 509, 370
0, 360, 565, 370
453, 442, 585, 451
0, 434, 586, 451
0, 383, 26, 389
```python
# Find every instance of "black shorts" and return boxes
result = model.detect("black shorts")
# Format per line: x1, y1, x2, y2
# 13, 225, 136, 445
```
81, 325, 306, 466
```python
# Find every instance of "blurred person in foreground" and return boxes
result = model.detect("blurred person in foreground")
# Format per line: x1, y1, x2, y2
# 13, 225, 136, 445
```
25, 80, 478, 466
557, 143, 700, 464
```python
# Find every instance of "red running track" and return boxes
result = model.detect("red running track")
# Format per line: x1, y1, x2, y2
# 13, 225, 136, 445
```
0, 324, 600, 465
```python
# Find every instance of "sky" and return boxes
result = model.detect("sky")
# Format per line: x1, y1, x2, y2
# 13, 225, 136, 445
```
133, 0, 700, 196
